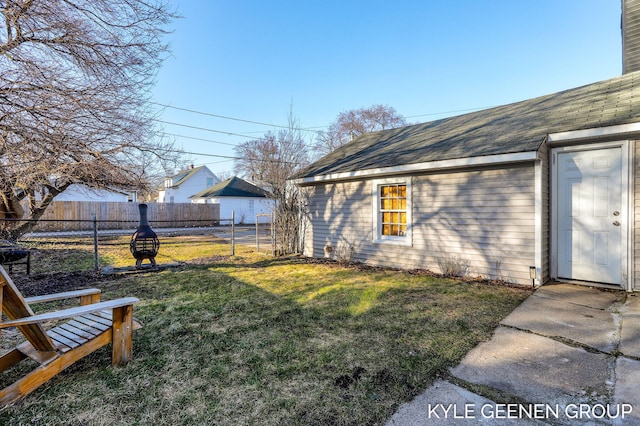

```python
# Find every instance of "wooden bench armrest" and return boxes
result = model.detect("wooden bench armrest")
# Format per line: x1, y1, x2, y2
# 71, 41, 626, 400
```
0, 297, 139, 329
25, 289, 102, 305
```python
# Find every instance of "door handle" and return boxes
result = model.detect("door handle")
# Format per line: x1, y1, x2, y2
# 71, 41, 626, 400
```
613, 221, 621, 226
613, 211, 620, 216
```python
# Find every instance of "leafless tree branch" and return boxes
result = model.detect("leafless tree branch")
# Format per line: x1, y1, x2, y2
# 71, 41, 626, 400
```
0, 0, 178, 240
233, 109, 311, 253
313, 104, 406, 158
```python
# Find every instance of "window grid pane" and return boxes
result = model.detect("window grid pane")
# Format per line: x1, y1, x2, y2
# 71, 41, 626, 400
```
380, 184, 407, 237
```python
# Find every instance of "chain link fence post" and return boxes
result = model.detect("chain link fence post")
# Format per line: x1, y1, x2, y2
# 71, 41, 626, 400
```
231, 211, 235, 256
93, 214, 99, 273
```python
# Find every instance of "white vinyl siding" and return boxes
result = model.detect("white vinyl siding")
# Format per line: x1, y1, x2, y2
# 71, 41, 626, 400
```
200, 197, 273, 224
634, 139, 640, 290
305, 181, 373, 260
303, 164, 537, 285
158, 167, 219, 204
412, 166, 535, 284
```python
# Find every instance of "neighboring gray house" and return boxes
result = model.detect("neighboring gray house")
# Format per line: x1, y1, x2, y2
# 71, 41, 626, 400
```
190, 176, 274, 224
291, 1, 640, 291
158, 165, 219, 204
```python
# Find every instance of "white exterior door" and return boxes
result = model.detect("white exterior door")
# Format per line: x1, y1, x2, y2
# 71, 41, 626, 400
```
556, 146, 624, 285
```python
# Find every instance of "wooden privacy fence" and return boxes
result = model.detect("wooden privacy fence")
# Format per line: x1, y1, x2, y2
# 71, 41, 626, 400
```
31, 202, 220, 232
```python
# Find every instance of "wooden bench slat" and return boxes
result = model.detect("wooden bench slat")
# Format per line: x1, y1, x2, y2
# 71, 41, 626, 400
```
0, 297, 139, 328
47, 330, 81, 350
51, 325, 89, 346
58, 322, 100, 341
25, 289, 101, 305
81, 313, 113, 328
95, 310, 113, 323
63, 320, 103, 338
73, 315, 108, 331
75, 315, 111, 331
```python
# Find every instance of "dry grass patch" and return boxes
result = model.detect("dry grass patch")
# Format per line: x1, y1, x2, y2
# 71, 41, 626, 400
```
0, 236, 532, 425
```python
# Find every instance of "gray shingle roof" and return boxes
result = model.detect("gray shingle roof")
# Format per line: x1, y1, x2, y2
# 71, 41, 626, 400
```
190, 176, 268, 199
295, 71, 640, 179
170, 166, 206, 187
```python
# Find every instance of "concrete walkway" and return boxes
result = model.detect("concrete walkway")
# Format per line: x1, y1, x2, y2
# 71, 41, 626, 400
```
387, 284, 640, 425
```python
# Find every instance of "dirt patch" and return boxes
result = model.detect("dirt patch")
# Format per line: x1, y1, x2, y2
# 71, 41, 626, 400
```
334, 366, 367, 389
288, 256, 533, 290
12, 271, 125, 297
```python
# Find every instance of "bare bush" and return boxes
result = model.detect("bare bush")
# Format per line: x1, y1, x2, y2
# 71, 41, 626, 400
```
234, 108, 310, 255
437, 255, 470, 278
335, 243, 355, 263
324, 241, 355, 263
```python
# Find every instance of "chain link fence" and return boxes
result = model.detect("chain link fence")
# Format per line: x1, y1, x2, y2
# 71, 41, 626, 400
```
1, 212, 276, 274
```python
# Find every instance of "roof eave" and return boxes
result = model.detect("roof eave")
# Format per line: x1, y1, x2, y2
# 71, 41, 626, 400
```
290, 151, 540, 186
547, 122, 640, 143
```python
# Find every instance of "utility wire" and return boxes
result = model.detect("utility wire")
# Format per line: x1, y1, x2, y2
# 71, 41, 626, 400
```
155, 119, 260, 139
154, 102, 497, 137
177, 150, 307, 166
152, 102, 325, 133
178, 151, 239, 160
164, 132, 238, 147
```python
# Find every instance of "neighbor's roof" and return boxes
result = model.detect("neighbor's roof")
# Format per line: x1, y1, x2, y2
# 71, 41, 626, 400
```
294, 71, 640, 180
190, 176, 269, 199
169, 165, 210, 187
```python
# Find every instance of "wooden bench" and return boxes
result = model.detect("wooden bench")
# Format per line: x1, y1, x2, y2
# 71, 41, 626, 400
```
0, 266, 142, 404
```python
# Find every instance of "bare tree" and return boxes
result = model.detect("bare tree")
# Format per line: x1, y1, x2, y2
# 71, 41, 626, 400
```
314, 104, 407, 158
234, 113, 309, 198
215, 170, 234, 181
136, 152, 192, 202
0, 0, 177, 240
234, 111, 310, 253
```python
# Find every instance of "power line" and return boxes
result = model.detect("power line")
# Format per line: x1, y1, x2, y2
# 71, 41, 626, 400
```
154, 101, 496, 135
152, 102, 324, 133
164, 132, 238, 147
204, 158, 235, 165
152, 103, 505, 165
178, 151, 239, 160
177, 150, 307, 166
156, 120, 259, 139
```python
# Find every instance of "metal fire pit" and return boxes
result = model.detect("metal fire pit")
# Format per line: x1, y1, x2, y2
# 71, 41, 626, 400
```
130, 204, 160, 269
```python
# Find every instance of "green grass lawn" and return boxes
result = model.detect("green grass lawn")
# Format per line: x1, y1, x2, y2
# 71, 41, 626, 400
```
0, 236, 531, 425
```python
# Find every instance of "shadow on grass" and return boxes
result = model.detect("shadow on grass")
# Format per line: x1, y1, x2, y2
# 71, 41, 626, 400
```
0, 257, 531, 426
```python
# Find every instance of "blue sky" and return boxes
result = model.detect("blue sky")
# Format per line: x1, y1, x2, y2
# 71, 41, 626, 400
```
152, 1, 622, 177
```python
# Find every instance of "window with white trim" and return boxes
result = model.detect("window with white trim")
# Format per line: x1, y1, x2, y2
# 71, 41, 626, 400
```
380, 184, 407, 236
372, 179, 411, 245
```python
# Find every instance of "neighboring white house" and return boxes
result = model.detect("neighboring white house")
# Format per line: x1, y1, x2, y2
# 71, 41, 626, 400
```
158, 165, 219, 203
54, 184, 136, 202
190, 176, 274, 224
